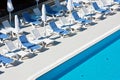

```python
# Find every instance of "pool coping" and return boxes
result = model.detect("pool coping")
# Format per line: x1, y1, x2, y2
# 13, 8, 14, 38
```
29, 24, 120, 80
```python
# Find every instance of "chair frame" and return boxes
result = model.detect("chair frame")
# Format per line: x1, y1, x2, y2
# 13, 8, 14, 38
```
5, 40, 30, 60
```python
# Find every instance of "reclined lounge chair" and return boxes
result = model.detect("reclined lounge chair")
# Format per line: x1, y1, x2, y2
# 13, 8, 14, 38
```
49, 21, 71, 37
5, 41, 30, 60
0, 32, 9, 43
22, 12, 42, 27
19, 35, 43, 52
45, 4, 63, 17
71, 11, 92, 28
31, 29, 55, 47
92, 2, 111, 15
32, 8, 41, 20
0, 54, 15, 68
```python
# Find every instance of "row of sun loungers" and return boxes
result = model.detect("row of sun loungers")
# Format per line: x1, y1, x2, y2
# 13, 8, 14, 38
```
0, 0, 120, 68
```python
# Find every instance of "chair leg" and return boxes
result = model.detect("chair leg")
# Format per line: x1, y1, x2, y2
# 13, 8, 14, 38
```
0, 39, 3, 43
81, 24, 87, 29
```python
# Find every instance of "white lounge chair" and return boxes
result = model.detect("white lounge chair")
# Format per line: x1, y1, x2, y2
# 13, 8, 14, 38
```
32, 8, 41, 20
59, 16, 71, 29
2, 20, 15, 36
2, 20, 22, 37
5, 40, 30, 60
31, 29, 55, 47
81, 6, 97, 22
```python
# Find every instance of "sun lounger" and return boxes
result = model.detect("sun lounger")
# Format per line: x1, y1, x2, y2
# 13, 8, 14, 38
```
32, 8, 41, 20
22, 12, 42, 27
81, 6, 96, 20
31, 29, 55, 46
59, 16, 78, 30
2, 20, 16, 37
101, 0, 113, 7
52, 0, 68, 13
0, 32, 9, 43
2, 20, 23, 37
49, 21, 71, 37
71, 11, 92, 28
0, 54, 14, 68
59, 16, 71, 28
73, 1, 82, 8
5, 41, 30, 60
45, 4, 63, 17
92, 2, 111, 15
19, 35, 43, 52
2, 20, 14, 33
114, 0, 120, 4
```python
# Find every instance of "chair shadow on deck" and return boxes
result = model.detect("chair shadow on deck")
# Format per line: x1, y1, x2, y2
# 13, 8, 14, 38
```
6, 60, 23, 68
36, 47, 49, 53
0, 71, 4, 74
52, 41, 61, 46
0, 43, 5, 47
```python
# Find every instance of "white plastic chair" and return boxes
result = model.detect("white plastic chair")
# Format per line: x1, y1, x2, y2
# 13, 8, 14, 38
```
2, 20, 14, 35
33, 8, 42, 20
2, 20, 22, 37
31, 29, 55, 46
5, 41, 30, 60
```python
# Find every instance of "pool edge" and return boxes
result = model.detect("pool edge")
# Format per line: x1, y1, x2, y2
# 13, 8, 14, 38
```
28, 25, 120, 80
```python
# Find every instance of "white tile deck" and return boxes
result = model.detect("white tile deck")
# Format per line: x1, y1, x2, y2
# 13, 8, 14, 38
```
0, 10, 120, 80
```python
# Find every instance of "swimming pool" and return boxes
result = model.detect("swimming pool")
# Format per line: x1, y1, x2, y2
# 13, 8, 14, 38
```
36, 30, 120, 80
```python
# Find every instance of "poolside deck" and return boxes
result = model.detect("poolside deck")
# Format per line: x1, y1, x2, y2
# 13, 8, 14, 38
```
0, 8, 120, 80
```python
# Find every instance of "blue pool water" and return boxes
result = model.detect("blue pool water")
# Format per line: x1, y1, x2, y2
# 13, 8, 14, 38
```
59, 34, 120, 80
36, 30, 120, 80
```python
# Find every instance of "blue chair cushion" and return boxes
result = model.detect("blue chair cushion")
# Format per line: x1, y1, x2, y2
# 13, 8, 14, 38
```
0, 33, 9, 40
0, 55, 13, 64
29, 45, 41, 51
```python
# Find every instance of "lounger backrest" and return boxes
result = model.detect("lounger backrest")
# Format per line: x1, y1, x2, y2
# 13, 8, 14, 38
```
19, 35, 29, 43
82, 0, 89, 3
0, 54, 3, 58
22, 12, 35, 22
32, 29, 41, 39
59, 16, 69, 26
0, 55, 5, 61
45, 4, 56, 14
114, 0, 118, 2
45, 4, 52, 12
79, 8, 85, 17
71, 11, 80, 20
82, 6, 89, 15
55, 0, 60, 6
92, 2, 100, 10
33, 8, 42, 16
101, 0, 107, 6
19, 35, 36, 49
2, 20, 11, 29
0, 33, 3, 38
73, 2, 81, 8
105, 0, 112, 5
66, 0, 68, 2
0, 32, 9, 39
49, 21, 60, 31
113, 0, 120, 4
5, 41, 16, 51
0, 54, 13, 63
